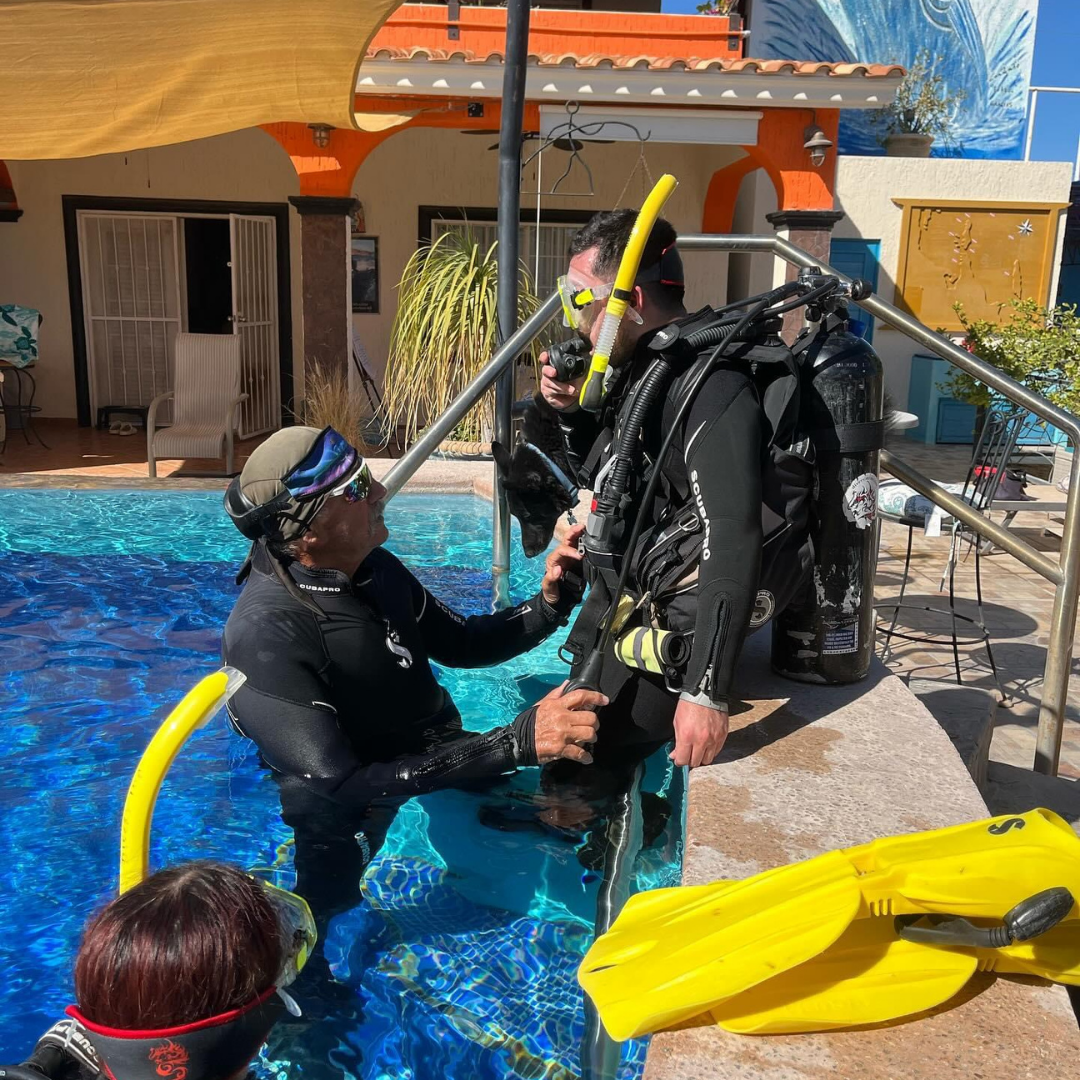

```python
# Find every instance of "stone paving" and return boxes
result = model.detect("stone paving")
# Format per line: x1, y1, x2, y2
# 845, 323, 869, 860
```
878, 434, 1080, 782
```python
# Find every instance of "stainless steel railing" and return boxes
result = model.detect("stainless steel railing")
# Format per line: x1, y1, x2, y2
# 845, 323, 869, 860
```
383, 235, 1080, 776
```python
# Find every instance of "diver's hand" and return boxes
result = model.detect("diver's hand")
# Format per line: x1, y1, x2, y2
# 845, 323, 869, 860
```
541, 522, 586, 604
541, 353, 585, 411
533, 683, 606, 765
670, 699, 729, 769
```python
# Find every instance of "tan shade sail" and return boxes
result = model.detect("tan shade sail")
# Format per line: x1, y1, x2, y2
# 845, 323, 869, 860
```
0, 0, 404, 160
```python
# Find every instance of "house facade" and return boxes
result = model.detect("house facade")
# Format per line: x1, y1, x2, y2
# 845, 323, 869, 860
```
0, 2, 1070, 445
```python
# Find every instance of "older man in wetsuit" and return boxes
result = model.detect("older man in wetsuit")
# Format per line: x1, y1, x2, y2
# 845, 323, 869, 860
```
221, 426, 602, 927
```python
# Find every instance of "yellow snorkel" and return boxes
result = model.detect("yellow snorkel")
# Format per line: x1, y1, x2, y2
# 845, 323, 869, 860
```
119, 666, 247, 892
578, 174, 679, 413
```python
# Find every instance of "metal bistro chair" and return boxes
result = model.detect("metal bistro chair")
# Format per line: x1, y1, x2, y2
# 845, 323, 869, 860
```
876, 407, 1027, 696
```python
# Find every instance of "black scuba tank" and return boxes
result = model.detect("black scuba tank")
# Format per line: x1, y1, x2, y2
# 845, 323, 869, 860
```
771, 323, 884, 684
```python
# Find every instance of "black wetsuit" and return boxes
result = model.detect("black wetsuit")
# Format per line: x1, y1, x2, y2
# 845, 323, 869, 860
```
221, 541, 574, 922
562, 336, 765, 743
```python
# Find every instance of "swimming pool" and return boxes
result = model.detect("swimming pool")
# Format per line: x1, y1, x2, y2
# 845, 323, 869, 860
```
0, 489, 684, 1079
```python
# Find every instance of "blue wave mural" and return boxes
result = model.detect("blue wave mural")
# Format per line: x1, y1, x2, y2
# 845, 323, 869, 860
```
752, 0, 1038, 159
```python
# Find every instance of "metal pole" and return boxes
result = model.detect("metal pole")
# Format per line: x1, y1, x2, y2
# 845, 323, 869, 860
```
381, 293, 560, 499
1036, 446, 1080, 774
492, 0, 531, 610
1024, 88, 1039, 162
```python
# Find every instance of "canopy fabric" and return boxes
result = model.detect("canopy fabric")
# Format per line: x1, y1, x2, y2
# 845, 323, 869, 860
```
0, 0, 404, 160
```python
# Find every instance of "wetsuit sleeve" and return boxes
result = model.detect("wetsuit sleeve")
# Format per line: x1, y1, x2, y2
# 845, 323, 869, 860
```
409, 571, 576, 668
227, 680, 540, 805
679, 367, 763, 707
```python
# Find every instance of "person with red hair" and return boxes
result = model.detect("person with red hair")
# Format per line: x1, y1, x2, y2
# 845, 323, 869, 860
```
8, 861, 314, 1080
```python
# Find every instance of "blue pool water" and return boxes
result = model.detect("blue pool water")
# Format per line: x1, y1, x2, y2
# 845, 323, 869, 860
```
0, 490, 684, 1079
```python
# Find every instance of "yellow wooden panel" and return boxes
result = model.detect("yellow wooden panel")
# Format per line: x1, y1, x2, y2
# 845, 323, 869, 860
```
892, 200, 1068, 331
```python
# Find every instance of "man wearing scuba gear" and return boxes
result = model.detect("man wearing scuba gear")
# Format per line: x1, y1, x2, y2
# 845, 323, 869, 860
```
542, 211, 767, 769
220, 426, 603, 926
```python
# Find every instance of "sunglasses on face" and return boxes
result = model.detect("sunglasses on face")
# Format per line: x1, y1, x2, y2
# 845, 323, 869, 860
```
328, 461, 374, 504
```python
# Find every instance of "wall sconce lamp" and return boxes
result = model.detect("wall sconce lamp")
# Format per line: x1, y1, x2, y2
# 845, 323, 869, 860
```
803, 124, 833, 168
308, 123, 334, 149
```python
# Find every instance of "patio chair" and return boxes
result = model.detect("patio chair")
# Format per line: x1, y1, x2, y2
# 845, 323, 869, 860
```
875, 407, 1027, 696
147, 333, 247, 478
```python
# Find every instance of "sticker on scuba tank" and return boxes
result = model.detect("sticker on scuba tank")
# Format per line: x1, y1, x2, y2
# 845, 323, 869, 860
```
821, 618, 858, 655
843, 473, 879, 530
749, 589, 775, 628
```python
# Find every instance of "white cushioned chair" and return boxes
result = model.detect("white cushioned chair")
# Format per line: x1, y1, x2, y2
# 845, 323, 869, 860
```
147, 333, 247, 478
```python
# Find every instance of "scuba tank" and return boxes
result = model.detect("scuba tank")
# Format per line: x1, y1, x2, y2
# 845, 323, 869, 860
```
771, 319, 884, 684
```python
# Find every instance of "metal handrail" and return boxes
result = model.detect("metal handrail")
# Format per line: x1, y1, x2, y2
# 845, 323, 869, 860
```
382, 234, 1080, 776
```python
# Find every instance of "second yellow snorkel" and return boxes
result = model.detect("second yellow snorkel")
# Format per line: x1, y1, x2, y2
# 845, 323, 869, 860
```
578, 173, 679, 413
118, 666, 247, 892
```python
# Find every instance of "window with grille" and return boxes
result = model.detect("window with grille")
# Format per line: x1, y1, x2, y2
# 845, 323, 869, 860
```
421, 209, 592, 300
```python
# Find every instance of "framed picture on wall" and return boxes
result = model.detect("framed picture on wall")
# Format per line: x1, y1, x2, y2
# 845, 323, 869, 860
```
351, 236, 379, 314
892, 199, 1069, 331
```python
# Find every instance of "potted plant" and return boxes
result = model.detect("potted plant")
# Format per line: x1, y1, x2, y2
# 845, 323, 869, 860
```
942, 298, 1080, 477
381, 230, 539, 455
872, 49, 965, 157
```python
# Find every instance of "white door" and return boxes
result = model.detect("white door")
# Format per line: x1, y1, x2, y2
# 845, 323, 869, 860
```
229, 214, 280, 438
78, 212, 182, 420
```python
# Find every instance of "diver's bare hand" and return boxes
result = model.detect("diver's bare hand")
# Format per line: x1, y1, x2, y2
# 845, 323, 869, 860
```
533, 683, 606, 765
670, 699, 729, 769
540, 353, 584, 411
541, 523, 586, 604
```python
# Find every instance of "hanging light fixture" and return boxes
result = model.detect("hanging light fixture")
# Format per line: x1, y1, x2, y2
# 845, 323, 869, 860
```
803, 124, 833, 168
308, 123, 333, 149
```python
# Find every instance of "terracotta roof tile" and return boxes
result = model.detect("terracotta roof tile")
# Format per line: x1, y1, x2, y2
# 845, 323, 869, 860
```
366, 46, 904, 79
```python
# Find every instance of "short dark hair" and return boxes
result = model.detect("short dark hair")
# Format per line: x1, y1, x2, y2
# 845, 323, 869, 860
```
569, 210, 684, 308
75, 861, 283, 1030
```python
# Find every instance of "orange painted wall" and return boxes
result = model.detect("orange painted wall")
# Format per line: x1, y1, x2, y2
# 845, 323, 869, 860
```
369, 5, 743, 61
263, 100, 540, 197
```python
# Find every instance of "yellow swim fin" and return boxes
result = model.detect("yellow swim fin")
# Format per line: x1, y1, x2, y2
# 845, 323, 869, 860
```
988, 921, 1080, 983
712, 906, 1080, 1035
711, 917, 978, 1034
579, 809, 1080, 1042
578, 850, 862, 1041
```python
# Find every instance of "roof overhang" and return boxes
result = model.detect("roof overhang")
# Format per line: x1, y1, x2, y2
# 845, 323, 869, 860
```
357, 59, 901, 111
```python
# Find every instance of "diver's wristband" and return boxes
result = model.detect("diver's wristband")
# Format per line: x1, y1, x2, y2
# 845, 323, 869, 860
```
510, 706, 539, 767
679, 689, 728, 713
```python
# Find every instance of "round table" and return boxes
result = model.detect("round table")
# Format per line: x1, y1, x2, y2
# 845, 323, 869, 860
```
888, 410, 919, 431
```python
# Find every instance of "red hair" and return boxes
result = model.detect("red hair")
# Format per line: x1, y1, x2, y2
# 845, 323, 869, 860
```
74, 862, 282, 1030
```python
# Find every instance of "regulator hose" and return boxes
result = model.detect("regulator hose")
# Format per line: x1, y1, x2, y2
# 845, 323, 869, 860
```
593, 354, 678, 520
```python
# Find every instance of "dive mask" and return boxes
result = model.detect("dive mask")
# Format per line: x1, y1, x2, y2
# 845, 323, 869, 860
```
558, 277, 643, 332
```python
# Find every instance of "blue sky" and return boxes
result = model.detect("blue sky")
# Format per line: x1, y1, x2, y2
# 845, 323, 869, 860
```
661, 0, 1079, 167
